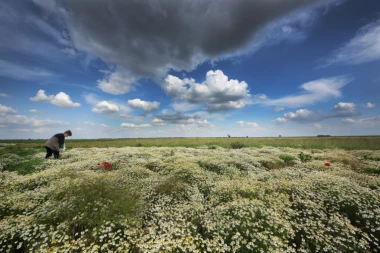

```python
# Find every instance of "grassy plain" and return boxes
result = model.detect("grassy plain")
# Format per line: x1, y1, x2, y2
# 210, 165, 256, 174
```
1, 136, 379, 150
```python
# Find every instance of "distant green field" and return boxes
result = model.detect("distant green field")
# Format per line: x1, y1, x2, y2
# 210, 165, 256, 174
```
1, 136, 379, 150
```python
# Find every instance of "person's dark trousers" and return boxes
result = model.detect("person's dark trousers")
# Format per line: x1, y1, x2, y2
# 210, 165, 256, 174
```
45, 146, 60, 159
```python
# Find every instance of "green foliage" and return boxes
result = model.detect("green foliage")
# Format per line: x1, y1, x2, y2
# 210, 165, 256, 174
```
230, 141, 246, 149
143, 162, 159, 172
363, 154, 380, 161
298, 152, 312, 163
279, 154, 296, 165
0, 158, 44, 175
363, 167, 380, 175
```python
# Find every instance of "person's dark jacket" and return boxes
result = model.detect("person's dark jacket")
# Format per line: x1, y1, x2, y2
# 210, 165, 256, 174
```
45, 133, 65, 151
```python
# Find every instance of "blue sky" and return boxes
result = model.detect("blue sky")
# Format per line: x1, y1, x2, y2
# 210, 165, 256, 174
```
0, 0, 379, 139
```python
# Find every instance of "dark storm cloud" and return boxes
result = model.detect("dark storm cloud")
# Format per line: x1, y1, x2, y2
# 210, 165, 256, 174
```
44, 0, 318, 79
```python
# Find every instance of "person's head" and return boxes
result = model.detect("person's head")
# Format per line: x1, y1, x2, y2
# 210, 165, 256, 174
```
64, 130, 72, 137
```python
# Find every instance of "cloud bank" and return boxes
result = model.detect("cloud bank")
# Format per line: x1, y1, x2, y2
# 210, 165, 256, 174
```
32, 0, 320, 94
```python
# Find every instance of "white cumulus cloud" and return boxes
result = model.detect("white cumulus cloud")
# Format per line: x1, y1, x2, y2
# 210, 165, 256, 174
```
152, 117, 166, 126
92, 101, 119, 114
0, 104, 17, 114
30, 90, 81, 107
97, 69, 137, 95
128, 98, 160, 113
121, 123, 151, 128
237, 121, 259, 128
163, 70, 250, 112
366, 102, 375, 108
272, 117, 288, 124
197, 119, 213, 128
330, 102, 359, 117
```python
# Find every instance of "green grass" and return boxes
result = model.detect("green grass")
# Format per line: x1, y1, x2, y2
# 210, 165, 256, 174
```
0, 144, 43, 156
0, 145, 45, 175
1, 136, 379, 150
0, 158, 45, 175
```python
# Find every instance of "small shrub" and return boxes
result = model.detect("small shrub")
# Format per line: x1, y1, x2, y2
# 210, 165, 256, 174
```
230, 142, 245, 149
279, 154, 296, 165
298, 152, 312, 163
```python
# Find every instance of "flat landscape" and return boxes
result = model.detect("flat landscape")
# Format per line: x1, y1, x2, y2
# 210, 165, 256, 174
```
0, 137, 380, 252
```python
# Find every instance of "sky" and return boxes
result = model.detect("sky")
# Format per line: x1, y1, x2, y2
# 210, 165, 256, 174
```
0, 0, 379, 139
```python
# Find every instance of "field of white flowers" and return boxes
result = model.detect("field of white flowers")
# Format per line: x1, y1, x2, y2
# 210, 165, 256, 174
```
1, 145, 380, 252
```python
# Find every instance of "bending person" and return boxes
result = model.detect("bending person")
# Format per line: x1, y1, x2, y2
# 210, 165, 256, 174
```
44, 130, 72, 159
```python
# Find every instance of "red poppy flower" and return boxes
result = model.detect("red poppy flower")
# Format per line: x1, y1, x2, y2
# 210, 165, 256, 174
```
118, 160, 120, 162
102, 162, 112, 170
325, 162, 331, 166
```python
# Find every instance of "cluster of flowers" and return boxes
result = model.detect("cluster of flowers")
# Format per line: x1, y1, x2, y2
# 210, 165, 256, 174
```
0, 146, 379, 252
